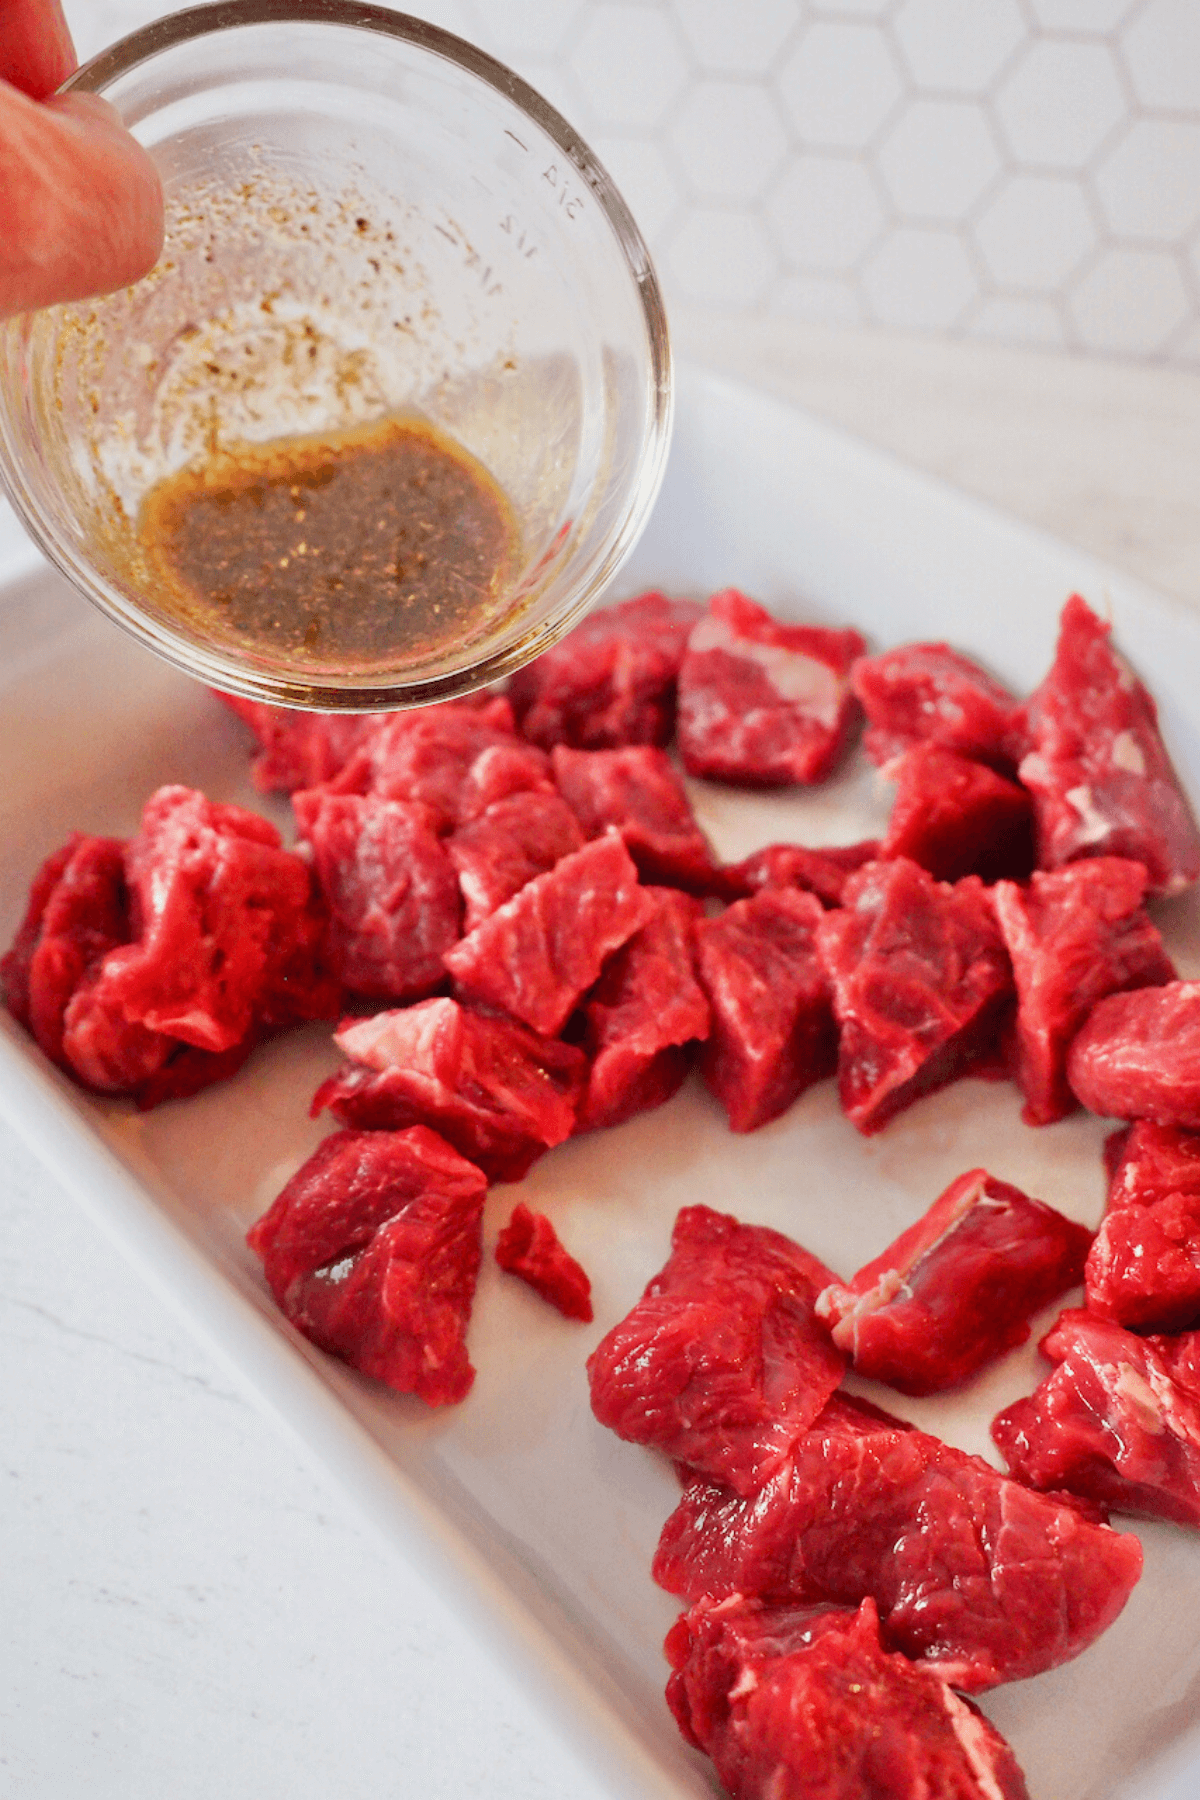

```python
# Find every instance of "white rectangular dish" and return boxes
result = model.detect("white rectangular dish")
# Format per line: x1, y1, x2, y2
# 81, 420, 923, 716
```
3, 366, 1200, 1800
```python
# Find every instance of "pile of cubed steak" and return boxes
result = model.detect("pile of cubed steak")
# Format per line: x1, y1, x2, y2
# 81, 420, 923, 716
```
8, 584, 1200, 1799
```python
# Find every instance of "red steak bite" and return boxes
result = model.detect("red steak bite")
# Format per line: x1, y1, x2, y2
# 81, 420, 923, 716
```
247, 1126, 487, 1404
816, 859, 1013, 1135
507, 590, 703, 749
677, 589, 866, 786
850, 641, 1020, 770
1087, 1126, 1200, 1332
718, 839, 881, 908
314, 1000, 586, 1183
216, 692, 383, 794
695, 888, 835, 1133
2, 834, 129, 1065
494, 1203, 592, 1321
327, 697, 535, 833
654, 1392, 1142, 1692
666, 1595, 1031, 1800
880, 746, 1034, 884
443, 832, 655, 1037
586, 1204, 845, 1497
550, 744, 719, 892
1016, 593, 1200, 896
579, 888, 710, 1132
815, 1168, 1092, 1395
1068, 980, 1200, 1128
992, 858, 1175, 1127
55, 788, 315, 1089
993, 1308, 1200, 1527
446, 789, 585, 932
293, 789, 460, 1002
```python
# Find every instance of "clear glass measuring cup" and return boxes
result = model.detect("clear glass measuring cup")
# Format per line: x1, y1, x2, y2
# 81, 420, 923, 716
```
0, 1, 673, 710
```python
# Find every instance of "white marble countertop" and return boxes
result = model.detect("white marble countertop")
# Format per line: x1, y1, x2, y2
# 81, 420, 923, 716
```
5, 318, 1200, 1799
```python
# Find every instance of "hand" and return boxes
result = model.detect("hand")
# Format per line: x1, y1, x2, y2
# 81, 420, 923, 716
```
0, 0, 164, 319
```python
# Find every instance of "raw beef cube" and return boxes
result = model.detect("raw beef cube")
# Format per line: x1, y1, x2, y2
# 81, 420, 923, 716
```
816, 858, 1013, 1135
247, 1126, 487, 1404
2, 840, 78, 1029
1086, 1123, 1200, 1330
294, 789, 460, 1002
330, 697, 534, 832
1068, 980, 1200, 1129
508, 590, 703, 749
494, 1203, 593, 1321
815, 1168, 1093, 1395
850, 641, 1020, 770
60, 972, 173, 1093
551, 744, 720, 892
718, 839, 880, 908
216, 692, 383, 794
1106, 1118, 1200, 1206
443, 832, 655, 1037
880, 745, 1034, 883
135, 1035, 264, 1110
586, 1204, 845, 1497
446, 790, 585, 932
992, 858, 1175, 1127
654, 1391, 1143, 1692
579, 888, 710, 1132
695, 888, 836, 1132
993, 1308, 1200, 1527
455, 741, 557, 822
1, 834, 129, 1065
666, 1595, 1031, 1800
677, 589, 866, 786
68, 787, 313, 1061
313, 1000, 586, 1183
1016, 593, 1200, 896
1087, 1190, 1200, 1334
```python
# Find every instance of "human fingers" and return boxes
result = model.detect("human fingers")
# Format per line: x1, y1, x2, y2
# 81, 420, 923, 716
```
0, 0, 77, 99
0, 87, 164, 318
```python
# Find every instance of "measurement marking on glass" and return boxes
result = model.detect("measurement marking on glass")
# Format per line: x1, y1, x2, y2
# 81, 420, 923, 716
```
541, 164, 584, 219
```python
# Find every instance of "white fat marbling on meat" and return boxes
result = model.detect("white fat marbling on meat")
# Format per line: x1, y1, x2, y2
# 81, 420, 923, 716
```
1111, 731, 1147, 776
1065, 784, 1113, 845
688, 616, 842, 727
940, 1686, 1011, 1800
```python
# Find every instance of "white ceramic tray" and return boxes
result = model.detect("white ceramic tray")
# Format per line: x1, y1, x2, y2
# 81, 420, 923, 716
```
3, 367, 1200, 1800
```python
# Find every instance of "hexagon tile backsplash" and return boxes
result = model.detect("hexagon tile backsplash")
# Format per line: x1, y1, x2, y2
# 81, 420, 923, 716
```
68, 0, 1200, 362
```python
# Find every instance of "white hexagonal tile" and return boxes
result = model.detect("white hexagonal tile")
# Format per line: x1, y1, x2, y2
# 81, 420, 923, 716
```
667, 80, 790, 203
812, 0, 893, 13
975, 176, 1096, 289
1122, 0, 1200, 112
770, 273, 865, 325
994, 41, 1125, 171
861, 228, 979, 329
893, 0, 1026, 95
878, 101, 1002, 221
1096, 122, 1200, 242
665, 209, 780, 307
1172, 321, 1200, 365
765, 156, 885, 272
1069, 248, 1190, 355
1027, 0, 1137, 26
967, 295, 1066, 347
567, 6, 690, 131
778, 23, 902, 149
589, 136, 684, 247
468, 0, 586, 59
670, 0, 800, 75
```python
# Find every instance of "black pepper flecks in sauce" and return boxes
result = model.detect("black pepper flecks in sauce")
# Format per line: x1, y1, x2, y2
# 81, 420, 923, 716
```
137, 415, 519, 667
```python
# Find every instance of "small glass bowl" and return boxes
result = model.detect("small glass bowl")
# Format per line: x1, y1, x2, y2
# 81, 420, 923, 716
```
0, 1, 672, 709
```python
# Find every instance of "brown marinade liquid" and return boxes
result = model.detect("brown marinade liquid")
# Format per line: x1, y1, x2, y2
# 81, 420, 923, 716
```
137, 415, 518, 666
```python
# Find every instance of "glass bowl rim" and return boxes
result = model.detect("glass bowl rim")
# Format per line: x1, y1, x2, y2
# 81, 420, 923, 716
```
0, 0, 674, 712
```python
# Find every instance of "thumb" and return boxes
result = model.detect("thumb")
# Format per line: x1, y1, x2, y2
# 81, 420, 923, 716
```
0, 86, 164, 319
